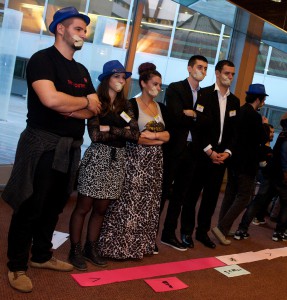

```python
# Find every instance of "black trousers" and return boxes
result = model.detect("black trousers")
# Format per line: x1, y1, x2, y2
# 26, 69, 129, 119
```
7, 150, 71, 271
180, 153, 226, 236
162, 142, 196, 238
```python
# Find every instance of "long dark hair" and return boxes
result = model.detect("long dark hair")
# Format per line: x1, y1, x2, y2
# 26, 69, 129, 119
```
97, 75, 126, 116
138, 62, 161, 90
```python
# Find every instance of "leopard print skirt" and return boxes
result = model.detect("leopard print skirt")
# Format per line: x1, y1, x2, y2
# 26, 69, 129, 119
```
98, 142, 163, 259
77, 143, 125, 199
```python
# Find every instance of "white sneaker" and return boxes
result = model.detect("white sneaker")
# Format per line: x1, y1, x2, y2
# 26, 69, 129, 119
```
211, 227, 231, 245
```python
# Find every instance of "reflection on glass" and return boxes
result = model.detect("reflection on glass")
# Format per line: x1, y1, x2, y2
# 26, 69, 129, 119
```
218, 26, 231, 62
87, 0, 131, 46
136, 0, 176, 55
89, 14, 128, 47
171, 5, 224, 63
255, 42, 269, 74
269, 108, 286, 130
8, 0, 45, 33
268, 47, 287, 78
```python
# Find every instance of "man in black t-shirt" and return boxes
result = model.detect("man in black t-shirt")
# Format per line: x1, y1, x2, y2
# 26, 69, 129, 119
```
2, 7, 101, 293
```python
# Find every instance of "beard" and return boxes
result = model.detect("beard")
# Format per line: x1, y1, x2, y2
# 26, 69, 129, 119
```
72, 44, 83, 51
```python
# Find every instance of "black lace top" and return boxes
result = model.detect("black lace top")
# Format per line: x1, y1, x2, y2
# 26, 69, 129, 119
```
88, 100, 140, 148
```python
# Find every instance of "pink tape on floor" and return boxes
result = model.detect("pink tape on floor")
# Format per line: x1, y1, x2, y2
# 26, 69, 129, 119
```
71, 257, 226, 287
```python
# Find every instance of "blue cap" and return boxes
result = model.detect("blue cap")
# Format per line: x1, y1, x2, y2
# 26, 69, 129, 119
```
98, 60, 132, 82
246, 84, 269, 96
49, 7, 90, 34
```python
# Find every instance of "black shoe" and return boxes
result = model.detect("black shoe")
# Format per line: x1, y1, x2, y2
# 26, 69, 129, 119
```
153, 244, 159, 255
196, 233, 216, 249
181, 233, 194, 248
234, 230, 250, 240
83, 241, 107, 267
272, 231, 287, 242
161, 236, 187, 251
68, 242, 87, 271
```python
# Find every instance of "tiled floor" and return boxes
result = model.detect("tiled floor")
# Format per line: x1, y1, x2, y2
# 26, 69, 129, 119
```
0, 95, 90, 165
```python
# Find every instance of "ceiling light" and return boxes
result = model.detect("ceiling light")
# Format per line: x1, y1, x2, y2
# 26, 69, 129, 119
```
271, 0, 281, 2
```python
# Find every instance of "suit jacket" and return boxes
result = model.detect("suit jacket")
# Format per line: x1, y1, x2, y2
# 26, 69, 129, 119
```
195, 84, 240, 155
165, 78, 203, 157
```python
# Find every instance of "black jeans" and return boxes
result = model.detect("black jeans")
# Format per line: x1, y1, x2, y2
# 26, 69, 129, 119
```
7, 150, 71, 271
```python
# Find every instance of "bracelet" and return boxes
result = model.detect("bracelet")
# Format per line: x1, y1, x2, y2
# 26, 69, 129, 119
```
84, 96, 89, 109
208, 150, 213, 157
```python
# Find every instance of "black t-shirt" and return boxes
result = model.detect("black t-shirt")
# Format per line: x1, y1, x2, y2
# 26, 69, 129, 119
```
26, 46, 96, 138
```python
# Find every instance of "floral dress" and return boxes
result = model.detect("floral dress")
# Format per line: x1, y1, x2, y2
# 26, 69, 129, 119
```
98, 98, 168, 258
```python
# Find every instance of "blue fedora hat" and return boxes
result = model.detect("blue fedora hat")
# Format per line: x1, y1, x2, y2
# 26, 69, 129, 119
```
49, 7, 90, 34
98, 60, 132, 82
246, 83, 269, 96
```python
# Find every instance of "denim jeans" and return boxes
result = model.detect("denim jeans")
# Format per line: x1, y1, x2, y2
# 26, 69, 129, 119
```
238, 176, 274, 232
274, 181, 287, 233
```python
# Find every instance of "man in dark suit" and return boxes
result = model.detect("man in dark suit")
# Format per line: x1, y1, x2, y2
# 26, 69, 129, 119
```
161, 55, 208, 251
212, 84, 268, 244
180, 60, 240, 249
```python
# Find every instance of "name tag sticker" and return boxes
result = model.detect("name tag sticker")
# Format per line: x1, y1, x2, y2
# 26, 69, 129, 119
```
229, 110, 236, 117
196, 104, 204, 112
120, 111, 131, 123
154, 114, 162, 123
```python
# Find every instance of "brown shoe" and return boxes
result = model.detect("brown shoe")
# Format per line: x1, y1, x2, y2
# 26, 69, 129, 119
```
30, 257, 73, 272
8, 271, 33, 293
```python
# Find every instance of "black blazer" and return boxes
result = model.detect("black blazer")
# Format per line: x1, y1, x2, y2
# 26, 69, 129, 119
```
165, 79, 202, 157
195, 84, 240, 155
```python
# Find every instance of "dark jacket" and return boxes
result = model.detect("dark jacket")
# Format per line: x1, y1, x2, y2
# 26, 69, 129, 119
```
272, 130, 287, 183
164, 79, 203, 157
195, 84, 240, 154
233, 103, 268, 176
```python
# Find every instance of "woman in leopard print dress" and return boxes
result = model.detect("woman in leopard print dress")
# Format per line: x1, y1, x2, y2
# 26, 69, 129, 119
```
68, 60, 139, 270
98, 62, 170, 259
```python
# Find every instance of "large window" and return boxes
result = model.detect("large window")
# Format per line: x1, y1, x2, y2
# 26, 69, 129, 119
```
87, 0, 131, 46
135, 0, 177, 56
268, 47, 287, 78
255, 42, 269, 74
8, 0, 45, 33
171, 6, 230, 63
2, 0, 287, 165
